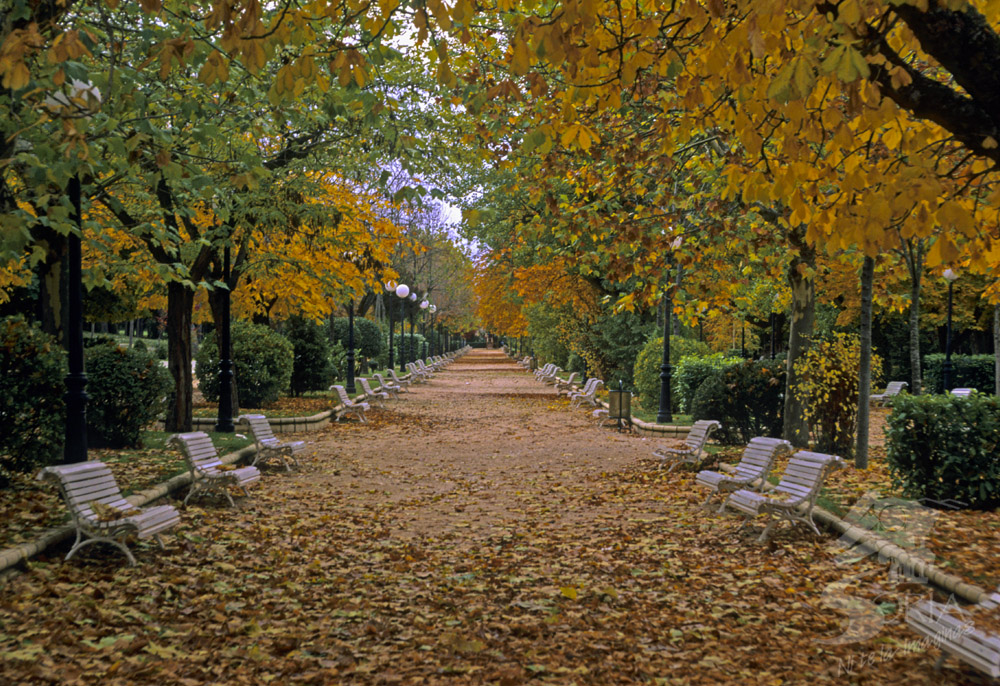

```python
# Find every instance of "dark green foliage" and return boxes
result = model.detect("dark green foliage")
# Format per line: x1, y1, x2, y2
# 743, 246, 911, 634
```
567, 353, 586, 374
633, 339, 725, 413
154, 341, 168, 360
885, 393, 1000, 509
0, 316, 65, 487
690, 359, 785, 445
673, 351, 738, 413
923, 354, 994, 394
85, 341, 171, 448
285, 316, 334, 397
393, 333, 427, 361
196, 320, 293, 407
329, 317, 385, 359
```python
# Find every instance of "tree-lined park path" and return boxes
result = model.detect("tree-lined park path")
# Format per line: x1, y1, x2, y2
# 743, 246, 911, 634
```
0, 350, 987, 685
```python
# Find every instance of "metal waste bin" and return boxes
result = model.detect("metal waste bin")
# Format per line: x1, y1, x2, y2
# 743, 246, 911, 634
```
608, 381, 632, 432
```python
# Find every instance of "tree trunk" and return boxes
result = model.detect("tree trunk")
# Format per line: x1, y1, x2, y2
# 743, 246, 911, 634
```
164, 281, 195, 432
34, 230, 68, 344
208, 287, 240, 417
908, 278, 923, 394
994, 304, 1000, 396
856, 256, 875, 469
783, 228, 816, 447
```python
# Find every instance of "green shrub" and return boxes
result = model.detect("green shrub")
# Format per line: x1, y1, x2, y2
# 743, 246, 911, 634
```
196, 320, 293, 407
328, 341, 348, 380
690, 359, 785, 444
674, 352, 741, 413
154, 341, 168, 360
885, 392, 1000, 508
0, 316, 66, 486
793, 333, 882, 456
285, 316, 333, 396
329, 317, 385, 359
86, 342, 171, 448
923, 354, 994, 394
632, 336, 715, 412
393, 332, 427, 362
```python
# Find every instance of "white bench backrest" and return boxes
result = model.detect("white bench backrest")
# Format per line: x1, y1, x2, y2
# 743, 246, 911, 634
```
240, 414, 276, 444
38, 461, 132, 518
359, 378, 379, 395
170, 432, 223, 472
684, 420, 721, 450
732, 437, 792, 482
331, 385, 354, 405
773, 451, 844, 504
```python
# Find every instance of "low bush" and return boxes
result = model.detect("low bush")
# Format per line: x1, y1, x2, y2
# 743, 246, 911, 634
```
674, 352, 740, 413
196, 320, 293, 407
86, 342, 172, 448
0, 316, 66, 486
690, 359, 785, 444
632, 336, 714, 413
923, 354, 994, 394
793, 333, 881, 456
285, 316, 334, 396
885, 392, 1000, 509
393, 332, 428, 362
329, 317, 385, 360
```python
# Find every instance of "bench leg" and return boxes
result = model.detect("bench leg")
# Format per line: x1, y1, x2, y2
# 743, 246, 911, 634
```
68, 536, 137, 566
933, 651, 947, 671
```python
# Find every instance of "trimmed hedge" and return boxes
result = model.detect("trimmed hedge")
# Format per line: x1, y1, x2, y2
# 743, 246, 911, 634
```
885, 392, 1000, 509
286, 316, 333, 396
923, 354, 994, 394
196, 320, 293, 407
632, 336, 713, 412
0, 316, 65, 486
329, 317, 384, 359
86, 341, 171, 448
690, 359, 785, 445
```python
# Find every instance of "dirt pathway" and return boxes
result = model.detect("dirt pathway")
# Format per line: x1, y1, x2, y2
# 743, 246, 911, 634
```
0, 350, 988, 686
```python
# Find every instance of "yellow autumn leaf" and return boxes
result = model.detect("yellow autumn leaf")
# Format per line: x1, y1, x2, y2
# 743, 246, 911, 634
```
560, 586, 578, 600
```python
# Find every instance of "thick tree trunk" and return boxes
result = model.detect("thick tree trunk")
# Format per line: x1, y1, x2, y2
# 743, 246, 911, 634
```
856, 256, 875, 469
208, 287, 240, 417
34, 230, 69, 344
783, 229, 815, 447
164, 281, 195, 433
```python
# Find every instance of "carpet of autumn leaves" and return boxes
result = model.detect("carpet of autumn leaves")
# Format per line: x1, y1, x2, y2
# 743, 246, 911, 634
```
1, 351, 998, 685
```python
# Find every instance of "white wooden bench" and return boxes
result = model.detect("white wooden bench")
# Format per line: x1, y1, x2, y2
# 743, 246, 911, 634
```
416, 359, 437, 376
532, 362, 558, 381
538, 366, 563, 385
169, 432, 261, 507
726, 450, 845, 542
554, 372, 580, 395
870, 381, 908, 406
238, 414, 303, 472
906, 590, 1000, 678
386, 368, 411, 392
516, 356, 531, 369
951, 387, 975, 397
330, 384, 370, 422
696, 437, 792, 511
373, 373, 402, 399
406, 362, 430, 383
570, 378, 603, 408
359, 377, 390, 407
648, 419, 722, 472
37, 461, 181, 565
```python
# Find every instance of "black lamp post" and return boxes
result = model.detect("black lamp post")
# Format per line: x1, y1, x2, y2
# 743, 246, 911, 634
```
656, 282, 673, 425
64, 175, 88, 462
408, 292, 417, 363
346, 300, 356, 394
942, 268, 959, 392
385, 282, 396, 371
52, 81, 102, 463
397, 283, 410, 371
215, 244, 234, 432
